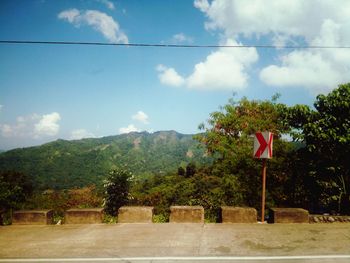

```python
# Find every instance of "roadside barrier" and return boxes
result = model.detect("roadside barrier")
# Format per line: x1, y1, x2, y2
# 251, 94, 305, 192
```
65, 208, 104, 224
269, 208, 309, 223
118, 206, 154, 223
221, 206, 257, 223
10, 207, 347, 225
12, 210, 53, 225
169, 206, 204, 223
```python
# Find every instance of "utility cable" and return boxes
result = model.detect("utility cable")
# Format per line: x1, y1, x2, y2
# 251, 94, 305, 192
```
1, 40, 350, 49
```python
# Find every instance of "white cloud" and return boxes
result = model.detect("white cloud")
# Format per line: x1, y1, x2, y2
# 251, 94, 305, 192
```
196, 0, 330, 40
0, 112, 60, 139
157, 39, 258, 90
119, 124, 139, 134
70, 129, 96, 140
0, 114, 39, 138
0, 105, 3, 112
260, 19, 350, 93
97, 0, 115, 10
34, 112, 61, 137
260, 51, 342, 94
58, 9, 128, 43
194, 0, 350, 93
132, 111, 149, 124
58, 8, 80, 23
194, 0, 210, 13
187, 39, 258, 90
156, 64, 185, 87
0, 124, 14, 138
172, 33, 193, 44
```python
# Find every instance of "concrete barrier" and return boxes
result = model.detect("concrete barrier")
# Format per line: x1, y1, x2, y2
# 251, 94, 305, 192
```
169, 206, 204, 223
269, 208, 309, 223
118, 206, 154, 223
221, 206, 257, 223
65, 208, 104, 224
12, 210, 53, 225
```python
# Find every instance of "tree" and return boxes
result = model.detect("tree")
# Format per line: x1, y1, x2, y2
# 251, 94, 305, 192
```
177, 166, 185, 176
196, 96, 289, 165
103, 168, 133, 215
195, 96, 292, 212
0, 171, 33, 211
185, 162, 196, 177
283, 83, 350, 214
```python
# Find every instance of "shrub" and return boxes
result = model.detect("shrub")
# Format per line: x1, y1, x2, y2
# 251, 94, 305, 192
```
103, 168, 133, 216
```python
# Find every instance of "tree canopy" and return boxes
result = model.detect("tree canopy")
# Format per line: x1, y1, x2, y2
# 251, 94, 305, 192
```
283, 83, 350, 213
194, 96, 296, 215
0, 171, 33, 211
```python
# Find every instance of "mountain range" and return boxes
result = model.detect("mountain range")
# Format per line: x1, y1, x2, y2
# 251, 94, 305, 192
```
0, 131, 210, 189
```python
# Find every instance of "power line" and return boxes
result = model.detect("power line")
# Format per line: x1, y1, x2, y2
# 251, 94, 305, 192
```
1, 40, 350, 49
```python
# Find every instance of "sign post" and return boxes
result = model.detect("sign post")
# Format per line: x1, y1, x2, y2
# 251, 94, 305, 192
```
253, 131, 273, 223
261, 158, 267, 223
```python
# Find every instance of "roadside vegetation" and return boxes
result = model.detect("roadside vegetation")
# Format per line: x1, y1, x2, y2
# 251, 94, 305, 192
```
1, 83, 349, 223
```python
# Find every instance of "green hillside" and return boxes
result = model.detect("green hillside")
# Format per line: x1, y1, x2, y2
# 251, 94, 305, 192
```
0, 131, 210, 189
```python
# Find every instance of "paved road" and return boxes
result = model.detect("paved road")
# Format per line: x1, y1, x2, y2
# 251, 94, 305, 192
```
1, 223, 350, 262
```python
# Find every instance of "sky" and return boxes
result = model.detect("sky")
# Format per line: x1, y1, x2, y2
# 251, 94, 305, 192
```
1, 0, 350, 150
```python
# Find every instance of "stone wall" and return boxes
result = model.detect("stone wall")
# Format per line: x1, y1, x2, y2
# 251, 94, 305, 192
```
65, 208, 104, 224
12, 210, 53, 225
169, 206, 204, 223
118, 206, 154, 223
221, 207, 257, 223
269, 208, 309, 223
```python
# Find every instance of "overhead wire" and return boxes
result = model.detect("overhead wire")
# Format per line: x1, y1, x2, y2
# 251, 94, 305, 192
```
1, 40, 350, 49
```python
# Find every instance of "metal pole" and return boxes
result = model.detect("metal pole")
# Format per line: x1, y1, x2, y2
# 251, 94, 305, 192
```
261, 159, 267, 223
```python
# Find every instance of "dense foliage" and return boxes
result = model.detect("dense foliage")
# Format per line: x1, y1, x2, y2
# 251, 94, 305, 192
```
282, 83, 350, 214
194, 96, 295, 213
103, 168, 133, 216
0, 171, 33, 211
0, 171, 33, 224
130, 167, 242, 221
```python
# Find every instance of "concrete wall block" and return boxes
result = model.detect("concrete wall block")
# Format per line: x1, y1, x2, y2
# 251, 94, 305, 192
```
65, 208, 104, 224
269, 208, 309, 223
12, 210, 53, 225
221, 206, 257, 223
118, 206, 154, 223
169, 206, 204, 223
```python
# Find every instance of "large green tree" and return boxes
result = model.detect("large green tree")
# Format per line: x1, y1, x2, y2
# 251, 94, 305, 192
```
283, 83, 350, 214
0, 171, 33, 211
195, 96, 293, 212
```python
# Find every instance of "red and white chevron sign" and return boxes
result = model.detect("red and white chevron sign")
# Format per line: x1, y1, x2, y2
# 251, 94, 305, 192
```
254, 132, 273, 159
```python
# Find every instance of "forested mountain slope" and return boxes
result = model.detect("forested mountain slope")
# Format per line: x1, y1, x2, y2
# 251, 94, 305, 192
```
0, 131, 209, 189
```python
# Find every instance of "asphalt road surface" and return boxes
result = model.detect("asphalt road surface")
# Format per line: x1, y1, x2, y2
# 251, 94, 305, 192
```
1, 223, 350, 263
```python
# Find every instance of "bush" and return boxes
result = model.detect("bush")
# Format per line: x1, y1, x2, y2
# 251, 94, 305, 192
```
103, 168, 133, 216
153, 214, 168, 223
0, 171, 33, 211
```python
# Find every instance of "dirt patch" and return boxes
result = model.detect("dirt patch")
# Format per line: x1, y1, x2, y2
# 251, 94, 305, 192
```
241, 240, 296, 252
133, 137, 141, 149
215, 246, 231, 253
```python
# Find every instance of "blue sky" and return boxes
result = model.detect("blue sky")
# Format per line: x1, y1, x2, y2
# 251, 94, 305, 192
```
1, 0, 350, 150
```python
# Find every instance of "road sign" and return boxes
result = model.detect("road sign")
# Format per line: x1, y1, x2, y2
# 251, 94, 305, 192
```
253, 131, 273, 159
253, 131, 273, 223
